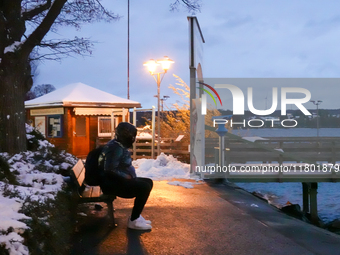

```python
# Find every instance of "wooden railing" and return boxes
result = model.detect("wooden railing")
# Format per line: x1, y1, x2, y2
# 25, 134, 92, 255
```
133, 138, 189, 162
205, 136, 340, 164
96, 137, 189, 163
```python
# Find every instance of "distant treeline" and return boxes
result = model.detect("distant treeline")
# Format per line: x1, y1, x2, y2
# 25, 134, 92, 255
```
131, 109, 340, 128
221, 109, 340, 128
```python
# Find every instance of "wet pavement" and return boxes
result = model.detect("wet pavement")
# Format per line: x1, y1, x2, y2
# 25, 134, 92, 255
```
70, 180, 340, 255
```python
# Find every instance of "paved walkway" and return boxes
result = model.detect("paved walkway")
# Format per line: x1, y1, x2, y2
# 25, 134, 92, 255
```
71, 180, 340, 255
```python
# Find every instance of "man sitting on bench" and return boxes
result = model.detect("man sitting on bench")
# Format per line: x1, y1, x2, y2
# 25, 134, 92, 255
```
99, 122, 153, 230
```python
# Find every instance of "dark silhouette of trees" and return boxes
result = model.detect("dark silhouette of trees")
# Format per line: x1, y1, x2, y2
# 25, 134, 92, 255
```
25, 84, 56, 100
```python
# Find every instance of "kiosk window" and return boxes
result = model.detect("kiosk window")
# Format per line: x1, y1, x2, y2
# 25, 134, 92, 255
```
98, 117, 113, 137
47, 115, 63, 137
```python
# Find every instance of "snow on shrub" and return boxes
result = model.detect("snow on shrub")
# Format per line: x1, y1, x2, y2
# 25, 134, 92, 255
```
0, 124, 78, 254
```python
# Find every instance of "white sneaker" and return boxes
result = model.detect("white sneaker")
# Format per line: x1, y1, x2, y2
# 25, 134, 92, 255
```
128, 217, 152, 230
138, 215, 152, 224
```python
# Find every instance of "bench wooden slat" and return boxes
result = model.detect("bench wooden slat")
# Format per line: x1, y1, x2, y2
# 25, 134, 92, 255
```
82, 186, 93, 198
73, 160, 84, 179
77, 168, 86, 187
92, 186, 101, 198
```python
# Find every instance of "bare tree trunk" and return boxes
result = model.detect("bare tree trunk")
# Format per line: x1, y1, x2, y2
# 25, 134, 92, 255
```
0, 0, 67, 154
0, 54, 32, 154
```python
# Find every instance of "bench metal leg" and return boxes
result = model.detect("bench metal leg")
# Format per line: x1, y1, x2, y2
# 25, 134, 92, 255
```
106, 200, 117, 227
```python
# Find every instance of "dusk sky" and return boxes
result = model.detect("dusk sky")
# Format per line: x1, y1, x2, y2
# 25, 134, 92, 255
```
34, 0, 340, 110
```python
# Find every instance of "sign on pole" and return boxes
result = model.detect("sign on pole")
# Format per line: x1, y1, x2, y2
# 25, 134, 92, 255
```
188, 16, 205, 174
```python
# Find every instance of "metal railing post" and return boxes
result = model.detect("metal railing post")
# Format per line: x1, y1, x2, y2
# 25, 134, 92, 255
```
215, 123, 228, 179
152, 106, 156, 159
133, 107, 137, 161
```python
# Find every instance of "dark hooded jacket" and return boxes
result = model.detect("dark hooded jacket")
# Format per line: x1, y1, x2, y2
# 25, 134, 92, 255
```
99, 122, 137, 180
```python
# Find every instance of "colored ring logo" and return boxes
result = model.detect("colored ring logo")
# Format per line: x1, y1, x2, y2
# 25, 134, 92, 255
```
197, 82, 223, 107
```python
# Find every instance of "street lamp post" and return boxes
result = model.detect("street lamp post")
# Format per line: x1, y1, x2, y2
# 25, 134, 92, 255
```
160, 95, 170, 121
310, 100, 322, 137
144, 56, 174, 156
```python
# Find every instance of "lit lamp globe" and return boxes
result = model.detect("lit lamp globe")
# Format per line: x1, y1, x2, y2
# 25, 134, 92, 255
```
143, 59, 159, 74
157, 56, 174, 72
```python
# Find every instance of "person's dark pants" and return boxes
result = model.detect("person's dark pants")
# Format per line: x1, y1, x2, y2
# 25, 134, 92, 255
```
101, 176, 153, 221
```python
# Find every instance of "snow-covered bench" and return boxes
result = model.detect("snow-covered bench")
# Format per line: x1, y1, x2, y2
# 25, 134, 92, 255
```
70, 159, 116, 226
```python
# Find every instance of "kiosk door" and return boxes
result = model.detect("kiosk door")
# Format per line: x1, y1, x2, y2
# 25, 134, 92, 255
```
73, 116, 89, 158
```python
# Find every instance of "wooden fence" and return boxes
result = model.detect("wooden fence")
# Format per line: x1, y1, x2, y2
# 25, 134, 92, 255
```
96, 137, 189, 163
133, 138, 189, 162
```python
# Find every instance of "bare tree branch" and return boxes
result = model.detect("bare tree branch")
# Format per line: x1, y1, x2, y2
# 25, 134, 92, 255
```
21, 0, 119, 58
23, 0, 120, 41
22, 0, 52, 21
94, 0, 120, 20
170, 0, 201, 14
30, 37, 94, 61
54, 0, 120, 28
21, 0, 68, 58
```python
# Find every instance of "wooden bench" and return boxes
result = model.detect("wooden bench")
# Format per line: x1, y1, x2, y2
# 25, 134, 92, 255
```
70, 159, 116, 226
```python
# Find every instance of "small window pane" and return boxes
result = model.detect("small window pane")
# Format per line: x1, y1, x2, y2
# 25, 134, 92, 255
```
99, 119, 111, 133
98, 117, 113, 137
47, 115, 62, 137
35, 116, 46, 137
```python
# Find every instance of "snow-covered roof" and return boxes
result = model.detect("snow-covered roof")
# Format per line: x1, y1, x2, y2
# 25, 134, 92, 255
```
25, 82, 141, 108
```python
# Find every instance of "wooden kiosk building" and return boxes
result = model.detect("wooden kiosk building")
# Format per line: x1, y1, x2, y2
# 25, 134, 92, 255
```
25, 82, 141, 158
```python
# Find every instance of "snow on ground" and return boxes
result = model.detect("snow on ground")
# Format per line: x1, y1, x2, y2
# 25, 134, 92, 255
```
136, 131, 153, 139
166, 180, 203, 189
133, 153, 191, 180
133, 153, 201, 188
136, 125, 153, 139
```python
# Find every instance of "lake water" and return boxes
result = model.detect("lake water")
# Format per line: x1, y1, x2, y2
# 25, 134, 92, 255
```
230, 128, 340, 223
